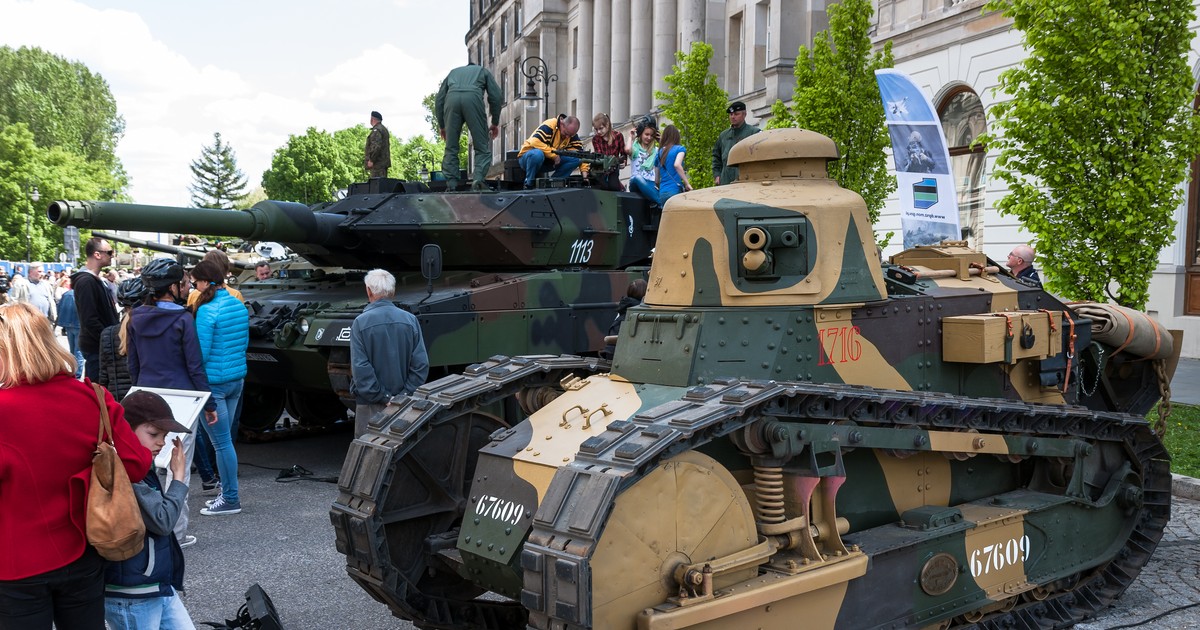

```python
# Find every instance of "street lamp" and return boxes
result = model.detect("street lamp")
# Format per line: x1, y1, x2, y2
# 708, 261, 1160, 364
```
26, 182, 40, 262
519, 56, 558, 121
415, 147, 434, 182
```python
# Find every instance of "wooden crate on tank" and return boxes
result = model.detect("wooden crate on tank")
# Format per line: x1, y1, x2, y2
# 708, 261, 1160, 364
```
942, 310, 1063, 364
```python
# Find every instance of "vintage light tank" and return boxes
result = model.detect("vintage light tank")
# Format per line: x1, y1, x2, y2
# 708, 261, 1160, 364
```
330, 129, 1180, 629
48, 172, 658, 434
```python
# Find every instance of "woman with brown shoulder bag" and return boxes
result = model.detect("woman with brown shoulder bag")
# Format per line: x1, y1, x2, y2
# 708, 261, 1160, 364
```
0, 302, 152, 630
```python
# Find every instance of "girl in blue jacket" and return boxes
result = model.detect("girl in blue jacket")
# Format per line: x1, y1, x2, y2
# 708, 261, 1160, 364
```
189, 261, 250, 516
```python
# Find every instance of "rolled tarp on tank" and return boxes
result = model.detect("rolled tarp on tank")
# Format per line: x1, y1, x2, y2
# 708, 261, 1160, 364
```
1068, 302, 1174, 360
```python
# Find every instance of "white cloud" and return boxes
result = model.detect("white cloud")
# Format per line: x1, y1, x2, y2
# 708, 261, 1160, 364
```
0, 0, 463, 207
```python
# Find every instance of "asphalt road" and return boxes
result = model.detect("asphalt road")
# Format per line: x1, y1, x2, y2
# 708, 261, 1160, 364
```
174, 424, 1200, 630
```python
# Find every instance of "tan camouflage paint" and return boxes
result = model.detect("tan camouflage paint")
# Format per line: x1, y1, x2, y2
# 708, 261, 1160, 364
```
511, 375, 643, 503
1006, 359, 1066, 405
646, 175, 885, 307
815, 306, 912, 390
591, 451, 757, 629
928, 273, 1020, 313
959, 503, 1032, 600
874, 451, 952, 515
637, 554, 868, 629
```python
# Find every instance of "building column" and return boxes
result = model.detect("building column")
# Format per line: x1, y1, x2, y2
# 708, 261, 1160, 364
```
652, 0, 678, 101
630, 0, 653, 116
678, 0, 706, 54
610, 0, 631, 123
592, 0, 612, 119
575, 0, 594, 119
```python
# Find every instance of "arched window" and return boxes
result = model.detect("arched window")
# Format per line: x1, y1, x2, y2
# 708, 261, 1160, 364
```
938, 89, 988, 249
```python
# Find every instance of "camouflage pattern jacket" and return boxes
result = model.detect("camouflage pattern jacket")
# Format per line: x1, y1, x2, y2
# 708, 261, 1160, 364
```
365, 123, 391, 170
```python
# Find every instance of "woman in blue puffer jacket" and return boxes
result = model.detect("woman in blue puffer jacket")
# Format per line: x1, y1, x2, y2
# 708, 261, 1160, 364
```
188, 261, 250, 516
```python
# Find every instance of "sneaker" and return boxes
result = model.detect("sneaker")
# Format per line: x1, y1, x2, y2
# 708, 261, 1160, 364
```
200, 495, 242, 516
201, 479, 221, 496
178, 535, 197, 548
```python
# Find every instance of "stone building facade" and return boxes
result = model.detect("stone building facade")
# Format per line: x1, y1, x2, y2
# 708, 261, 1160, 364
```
461, 0, 1200, 357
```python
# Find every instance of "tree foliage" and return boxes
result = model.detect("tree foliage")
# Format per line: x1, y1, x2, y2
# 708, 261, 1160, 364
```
0, 123, 125, 261
0, 46, 125, 170
767, 0, 894, 224
189, 132, 248, 209
261, 127, 358, 204
654, 42, 729, 190
983, 0, 1200, 308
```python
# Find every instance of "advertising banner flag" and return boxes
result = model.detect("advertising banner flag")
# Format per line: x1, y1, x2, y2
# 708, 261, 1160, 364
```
875, 69, 960, 249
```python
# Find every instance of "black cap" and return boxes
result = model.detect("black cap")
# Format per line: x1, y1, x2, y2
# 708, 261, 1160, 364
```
727, 101, 747, 114
370, 111, 382, 121
122, 390, 191, 434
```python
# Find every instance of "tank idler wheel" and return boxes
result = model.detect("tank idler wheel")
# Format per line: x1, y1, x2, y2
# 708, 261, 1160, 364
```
589, 451, 759, 629
239, 385, 286, 434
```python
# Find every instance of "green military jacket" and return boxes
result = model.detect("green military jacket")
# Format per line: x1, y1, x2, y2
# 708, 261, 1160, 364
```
435, 64, 504, 128
712, 123, 761, 184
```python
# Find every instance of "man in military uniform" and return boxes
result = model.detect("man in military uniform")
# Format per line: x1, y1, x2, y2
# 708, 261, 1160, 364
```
712, 101, 761, 185
436, 62, 503, 191
364, 111, 391, 178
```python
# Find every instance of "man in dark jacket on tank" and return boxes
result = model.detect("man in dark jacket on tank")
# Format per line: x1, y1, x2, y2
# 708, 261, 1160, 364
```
72, 237, 119, 381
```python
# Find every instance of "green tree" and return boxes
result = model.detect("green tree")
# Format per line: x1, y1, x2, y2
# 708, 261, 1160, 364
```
767, 0, 894, 223
0, 123, 124, 261
261, 127, 358, 203
983, 0, 1200, 308
189, 132, 248, 209
0, 46, 125, 170
655, 42, 729, 190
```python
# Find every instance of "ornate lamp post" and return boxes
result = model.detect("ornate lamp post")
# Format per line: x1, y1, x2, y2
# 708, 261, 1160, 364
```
519, 56, 558, 121
26, 182, 40, 262
415, 147, 434, 182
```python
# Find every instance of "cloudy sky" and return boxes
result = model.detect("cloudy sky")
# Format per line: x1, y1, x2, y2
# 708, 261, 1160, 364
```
0, 0, 470, 205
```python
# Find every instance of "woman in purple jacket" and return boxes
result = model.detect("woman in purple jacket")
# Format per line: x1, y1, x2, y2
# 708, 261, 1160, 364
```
126, 258, 216, 548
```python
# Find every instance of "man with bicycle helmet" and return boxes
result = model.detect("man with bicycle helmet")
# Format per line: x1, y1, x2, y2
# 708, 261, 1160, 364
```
126, 258, 216, 548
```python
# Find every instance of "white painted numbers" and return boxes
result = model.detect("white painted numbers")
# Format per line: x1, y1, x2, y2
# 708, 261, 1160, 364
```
569, 239, 594, 264
969, 535, 1031, 578
475, 494, 525, 525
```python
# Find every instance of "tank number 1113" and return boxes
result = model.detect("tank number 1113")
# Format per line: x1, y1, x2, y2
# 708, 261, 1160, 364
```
569, 239, 595, 264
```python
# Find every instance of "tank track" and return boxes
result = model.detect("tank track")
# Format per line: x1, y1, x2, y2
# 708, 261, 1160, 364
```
332, 355, 1169, 630
331, 355, 608, 630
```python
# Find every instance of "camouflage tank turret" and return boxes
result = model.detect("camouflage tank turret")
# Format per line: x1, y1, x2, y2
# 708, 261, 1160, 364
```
49, 175, 657, 433
331, 129, 1180, 629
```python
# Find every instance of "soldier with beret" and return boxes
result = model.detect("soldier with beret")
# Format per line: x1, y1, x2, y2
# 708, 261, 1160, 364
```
712, 101, 761, 185
364, 111, 392, 179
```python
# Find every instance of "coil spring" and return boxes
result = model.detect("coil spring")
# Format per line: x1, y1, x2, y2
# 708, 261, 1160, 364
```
753, 466, 785, 524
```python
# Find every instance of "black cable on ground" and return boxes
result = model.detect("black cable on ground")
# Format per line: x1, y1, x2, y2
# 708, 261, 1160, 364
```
236, 461, 339, 483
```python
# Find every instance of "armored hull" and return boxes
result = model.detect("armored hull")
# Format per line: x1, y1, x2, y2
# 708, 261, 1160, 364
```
49, 179, 658, 432
331, 130, 1179, 629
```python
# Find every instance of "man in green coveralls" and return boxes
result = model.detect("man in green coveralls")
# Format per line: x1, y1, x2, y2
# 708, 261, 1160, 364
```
436, 62, 503, 191
711, 101, 760, 185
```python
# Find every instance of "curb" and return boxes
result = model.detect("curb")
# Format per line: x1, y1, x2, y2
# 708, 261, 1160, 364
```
1173, 474, 1200, 501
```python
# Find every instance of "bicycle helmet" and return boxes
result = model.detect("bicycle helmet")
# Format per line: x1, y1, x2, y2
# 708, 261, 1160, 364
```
140, 258, 184, 290
116, 277, 149, 307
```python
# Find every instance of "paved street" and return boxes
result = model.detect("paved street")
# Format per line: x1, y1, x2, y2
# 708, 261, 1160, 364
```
174, 425, 1200, 630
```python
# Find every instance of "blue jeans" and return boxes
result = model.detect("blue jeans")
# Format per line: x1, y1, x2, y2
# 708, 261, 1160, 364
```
83, 350, 99, 381
519, 151, 582, 186
194, 424, 217, 483
629, 177, 658, 204
203, 379, 243, 505
104, 592, 193, 630
64, 328, 84, 378
0, 547, 105, 630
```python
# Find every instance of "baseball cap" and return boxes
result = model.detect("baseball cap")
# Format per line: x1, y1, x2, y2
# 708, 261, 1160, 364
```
122, 390, 192, 434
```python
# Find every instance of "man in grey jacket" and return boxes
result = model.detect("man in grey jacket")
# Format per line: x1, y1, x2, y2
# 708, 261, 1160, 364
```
349, 269, 430, 437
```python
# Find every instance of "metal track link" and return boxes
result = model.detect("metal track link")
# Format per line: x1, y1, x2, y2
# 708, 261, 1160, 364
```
331, 355, 606, 630
519, 378, 1170, 630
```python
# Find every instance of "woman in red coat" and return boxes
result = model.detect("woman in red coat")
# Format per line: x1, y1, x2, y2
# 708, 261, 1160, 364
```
0, 302, 152, 630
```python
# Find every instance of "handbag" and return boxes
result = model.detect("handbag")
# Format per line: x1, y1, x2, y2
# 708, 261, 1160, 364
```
86, 382, 146, 561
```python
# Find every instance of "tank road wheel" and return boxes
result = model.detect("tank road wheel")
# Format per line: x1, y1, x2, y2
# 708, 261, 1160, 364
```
335, 410, 527, 629
588, 451, 758, 629
238, 384, 286, 435
285, 390, 348, 427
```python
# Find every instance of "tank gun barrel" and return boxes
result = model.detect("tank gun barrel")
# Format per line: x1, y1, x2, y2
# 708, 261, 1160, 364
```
47, 200, 350, 248
96, 231, 256, 270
